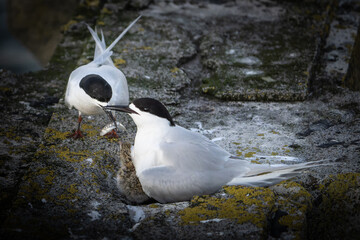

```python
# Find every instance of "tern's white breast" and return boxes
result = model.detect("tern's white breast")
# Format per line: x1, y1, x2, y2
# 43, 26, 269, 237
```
131, 120, 170, 174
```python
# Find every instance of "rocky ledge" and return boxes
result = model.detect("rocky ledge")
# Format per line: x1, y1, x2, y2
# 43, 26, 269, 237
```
1, 0, 359, 239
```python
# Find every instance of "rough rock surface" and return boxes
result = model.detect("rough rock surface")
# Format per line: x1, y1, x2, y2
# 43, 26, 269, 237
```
141, 0, 328, 101
0, 0, 359, 239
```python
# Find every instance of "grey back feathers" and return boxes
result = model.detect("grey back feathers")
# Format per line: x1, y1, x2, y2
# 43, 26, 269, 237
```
79, 74, 112, 102
133, 98, 175, 126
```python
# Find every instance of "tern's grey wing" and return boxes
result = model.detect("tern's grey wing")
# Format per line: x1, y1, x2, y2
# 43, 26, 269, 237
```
159, 140, 228, 171
159, 126, 249, 173
138, 165, 232, 203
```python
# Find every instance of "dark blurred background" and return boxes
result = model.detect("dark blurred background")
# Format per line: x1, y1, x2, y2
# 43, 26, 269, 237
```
0, 0, 77, 73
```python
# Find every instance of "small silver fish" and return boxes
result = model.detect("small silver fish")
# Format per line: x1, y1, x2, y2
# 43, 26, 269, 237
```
100, 121, 126, 136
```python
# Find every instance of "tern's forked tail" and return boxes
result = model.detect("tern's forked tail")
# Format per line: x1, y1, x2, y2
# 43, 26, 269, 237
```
87, 26, 112, 65
227, 160, 329, 187
87, 16, 142, 66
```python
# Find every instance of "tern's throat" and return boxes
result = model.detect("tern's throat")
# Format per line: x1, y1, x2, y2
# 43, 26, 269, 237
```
132, 119, 171, 173
133, 116, 172, 151
135, 120, 171, 138
131, 112, 174, 132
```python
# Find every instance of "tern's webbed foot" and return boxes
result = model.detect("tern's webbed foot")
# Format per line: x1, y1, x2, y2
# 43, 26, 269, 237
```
104, 129, 119, 139
67, 130, 84, 139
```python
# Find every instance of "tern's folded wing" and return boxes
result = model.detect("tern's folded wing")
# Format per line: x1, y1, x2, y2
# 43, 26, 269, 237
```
138, 165, 231, 203
159, 126, 248, 173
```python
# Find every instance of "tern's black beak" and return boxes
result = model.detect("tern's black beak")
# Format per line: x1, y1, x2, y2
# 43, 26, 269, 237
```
104, 105, 139, 114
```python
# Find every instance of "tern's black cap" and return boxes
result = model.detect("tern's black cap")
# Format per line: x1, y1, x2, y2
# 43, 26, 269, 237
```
133, 98, 175, 126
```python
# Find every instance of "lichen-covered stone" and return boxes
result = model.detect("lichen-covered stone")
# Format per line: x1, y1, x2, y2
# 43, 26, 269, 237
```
0, 2, 136, 238
141, 1, 327, 101
308, 173, 360, 240
271, 181, 313, 239
126, 181, 312, 239
179, 186, 275, 228
1, 103, 134, 239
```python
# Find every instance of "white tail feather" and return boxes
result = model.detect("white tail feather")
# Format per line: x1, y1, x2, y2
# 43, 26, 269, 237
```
227, 160, 329, 187
87, 26, 105, 56
87, 15, 141, 66
93, 51, 113, 65
93, 15, 141, 65
101, 29, 105, 46
87, 25, 114, 66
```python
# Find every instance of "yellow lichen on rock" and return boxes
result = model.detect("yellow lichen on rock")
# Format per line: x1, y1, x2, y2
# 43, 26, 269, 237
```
54, 146, 91, 163
271, 181, 313, 239
42, 170, 56, 185
101, 7, 113, 15
14, 167, 57, 206
179, 186, 275, 228
61, 20, 78, 32
321, 173, 360, 200
114, 58, 127, 67
67, 184, 78, 194
81, 123, 99, 138
149, 204, 159, 209
244, 152, 256, 158
97, 21, 105, 26
251, 159, 261, 164
85, 0, 99, 7
171, 67, 180, 73
308, 173, 360, 239
57, 184, 80, 203
44, 127, 69, 142
319, 173, 360, 215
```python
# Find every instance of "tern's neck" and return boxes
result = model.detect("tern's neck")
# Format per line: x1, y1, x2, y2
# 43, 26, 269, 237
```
133, 118, 172, 149
131, 113, 173, 133
136, 119, 172, 135
132, 118, 172, 171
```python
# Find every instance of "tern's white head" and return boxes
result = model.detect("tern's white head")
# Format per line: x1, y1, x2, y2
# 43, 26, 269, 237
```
105, 98, 175, 128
